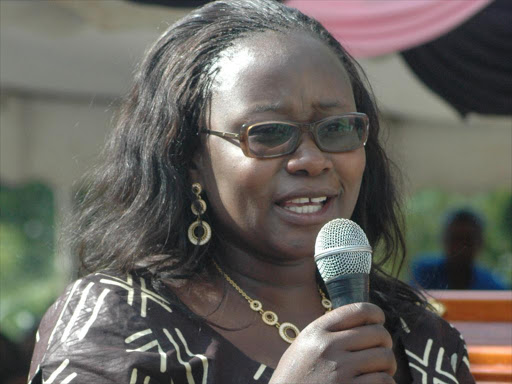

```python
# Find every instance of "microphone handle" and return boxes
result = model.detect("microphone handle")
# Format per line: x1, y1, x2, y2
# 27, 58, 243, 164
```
325, 273, 369, 308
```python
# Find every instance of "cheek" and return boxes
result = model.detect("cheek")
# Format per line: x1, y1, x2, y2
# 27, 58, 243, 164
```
201, 142, 279, 226
334, 149, 366, 214
335, 148, 365, 185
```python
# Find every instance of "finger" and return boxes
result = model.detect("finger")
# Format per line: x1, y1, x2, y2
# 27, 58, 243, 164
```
319, 302, 386, 331
337, 324, 393, 351
349, 347, 397, 376
352, 372, 396, 384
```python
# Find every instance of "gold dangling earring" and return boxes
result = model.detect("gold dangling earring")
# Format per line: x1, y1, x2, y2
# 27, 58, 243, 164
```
187, 182, 212, 245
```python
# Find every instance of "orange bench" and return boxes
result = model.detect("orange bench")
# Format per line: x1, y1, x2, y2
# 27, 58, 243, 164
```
428, 290, 512, 384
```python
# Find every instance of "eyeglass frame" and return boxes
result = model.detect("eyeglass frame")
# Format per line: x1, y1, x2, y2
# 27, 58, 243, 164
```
200, 112, 370, 159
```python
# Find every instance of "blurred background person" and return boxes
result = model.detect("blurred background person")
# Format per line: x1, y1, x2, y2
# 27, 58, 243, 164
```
411, 208, 508, 290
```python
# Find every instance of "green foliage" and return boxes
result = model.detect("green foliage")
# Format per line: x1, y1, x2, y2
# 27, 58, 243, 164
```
0, 182, 60, 341
398, 189, 512, 285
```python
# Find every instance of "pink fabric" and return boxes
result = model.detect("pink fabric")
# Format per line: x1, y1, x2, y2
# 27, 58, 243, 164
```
285, 0, 493, 58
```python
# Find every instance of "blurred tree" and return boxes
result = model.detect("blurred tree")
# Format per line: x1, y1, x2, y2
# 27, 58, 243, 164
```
0, 182, 60, 341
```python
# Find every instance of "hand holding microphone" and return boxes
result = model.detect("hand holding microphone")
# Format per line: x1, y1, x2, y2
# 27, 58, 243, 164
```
270, 219, 397, 384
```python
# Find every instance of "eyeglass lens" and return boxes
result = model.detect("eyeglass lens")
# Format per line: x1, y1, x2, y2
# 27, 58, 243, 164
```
246, 116, 366, 158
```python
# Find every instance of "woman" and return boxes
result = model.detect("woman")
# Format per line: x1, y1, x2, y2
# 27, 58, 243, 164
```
29, 1, 474, 383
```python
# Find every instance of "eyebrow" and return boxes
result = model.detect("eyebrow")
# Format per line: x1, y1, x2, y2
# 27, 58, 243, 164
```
314, 100, 346, 109
247, 102, 285, 114
247, 100, 347, 114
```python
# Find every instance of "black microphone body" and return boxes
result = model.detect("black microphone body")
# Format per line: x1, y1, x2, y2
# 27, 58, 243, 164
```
325, 273, 369, 308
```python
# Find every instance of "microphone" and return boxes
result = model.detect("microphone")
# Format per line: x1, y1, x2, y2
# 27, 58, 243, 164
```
314, 218, 372, 308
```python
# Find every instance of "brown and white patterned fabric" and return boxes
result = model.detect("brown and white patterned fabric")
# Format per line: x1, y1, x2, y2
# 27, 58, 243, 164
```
398, 309, 473, 384
29, 272, 474, 384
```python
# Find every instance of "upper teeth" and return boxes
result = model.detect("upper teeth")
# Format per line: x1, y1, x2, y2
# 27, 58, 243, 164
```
285, 205, 322, 214
286, 196, 327, 204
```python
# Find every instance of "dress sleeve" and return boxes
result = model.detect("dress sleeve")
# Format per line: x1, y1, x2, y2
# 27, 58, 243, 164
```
29, 272, 267, 384
399, 308, 477, 384
28, 275, 167, 384
454, 334, 475, 384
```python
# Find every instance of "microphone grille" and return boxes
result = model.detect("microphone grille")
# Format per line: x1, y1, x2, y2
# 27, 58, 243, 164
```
314, 218, 372, 281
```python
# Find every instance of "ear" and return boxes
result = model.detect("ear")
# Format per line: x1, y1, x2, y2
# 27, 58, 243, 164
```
188, 148, 204, 185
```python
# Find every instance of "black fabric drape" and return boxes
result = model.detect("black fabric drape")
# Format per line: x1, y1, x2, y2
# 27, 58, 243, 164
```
126, 0, 284, 7
127, 0, 211, 7
401, 0, 512, 116
128, 0, 510, 116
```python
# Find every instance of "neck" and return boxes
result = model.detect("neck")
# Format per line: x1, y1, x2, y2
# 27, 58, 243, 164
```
445, 259, 473, 289
214, 240, 322, 313
445, 258, 473, 271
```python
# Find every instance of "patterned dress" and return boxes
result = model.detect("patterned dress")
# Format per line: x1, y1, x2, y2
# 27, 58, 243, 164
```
29, 272, 475, 384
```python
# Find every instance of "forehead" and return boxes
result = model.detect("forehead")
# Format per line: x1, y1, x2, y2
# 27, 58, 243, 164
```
209, 31, 355, 125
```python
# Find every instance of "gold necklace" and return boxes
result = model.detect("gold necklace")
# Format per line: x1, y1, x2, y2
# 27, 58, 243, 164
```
213, 260, 332, 344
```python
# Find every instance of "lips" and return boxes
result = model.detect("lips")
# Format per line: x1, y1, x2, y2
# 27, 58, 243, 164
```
280, 196, 328, 214
273, 189, 340, 226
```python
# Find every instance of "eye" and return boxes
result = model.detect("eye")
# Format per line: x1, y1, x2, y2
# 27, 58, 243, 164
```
248, 123, 295, 146
323, 119, 353, 135
316, 117, 364, 152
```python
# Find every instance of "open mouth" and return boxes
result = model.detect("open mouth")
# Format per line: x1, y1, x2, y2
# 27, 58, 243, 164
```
278, 196, 330, 214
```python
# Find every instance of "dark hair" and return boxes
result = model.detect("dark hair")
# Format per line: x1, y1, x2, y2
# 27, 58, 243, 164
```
73, 0, 426, 328
442, 207, 486, 233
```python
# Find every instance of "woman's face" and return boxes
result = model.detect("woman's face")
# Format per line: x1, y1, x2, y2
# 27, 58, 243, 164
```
191, 32, 366, 261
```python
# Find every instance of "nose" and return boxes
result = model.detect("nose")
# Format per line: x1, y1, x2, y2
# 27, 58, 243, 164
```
285, 134, 333, 176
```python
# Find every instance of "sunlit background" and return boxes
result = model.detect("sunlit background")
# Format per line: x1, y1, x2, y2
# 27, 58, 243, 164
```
1, 0, 510, 364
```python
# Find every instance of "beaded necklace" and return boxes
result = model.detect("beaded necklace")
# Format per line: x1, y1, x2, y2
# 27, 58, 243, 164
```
213, 260, 332, 344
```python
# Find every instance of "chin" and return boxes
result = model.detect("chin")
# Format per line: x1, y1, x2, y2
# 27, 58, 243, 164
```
274, 240, 316, 262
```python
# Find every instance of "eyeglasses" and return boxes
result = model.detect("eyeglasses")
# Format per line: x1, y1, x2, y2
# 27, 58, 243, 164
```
201, 113, 369, 158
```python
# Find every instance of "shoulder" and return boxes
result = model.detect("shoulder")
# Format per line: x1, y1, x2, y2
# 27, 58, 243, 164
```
399, 305, 474, 383
472, 265, 508, 289
410, 254, 447, 288
402, 305, 462, 344
35, 271, 175, 339
411, 254, 444, 270
29, 272, 177, 383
